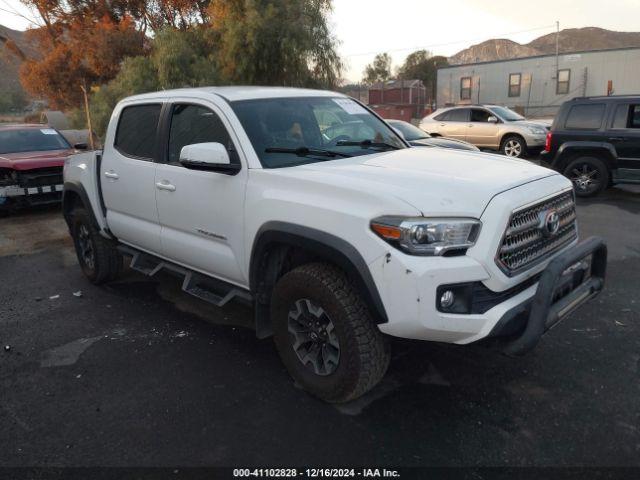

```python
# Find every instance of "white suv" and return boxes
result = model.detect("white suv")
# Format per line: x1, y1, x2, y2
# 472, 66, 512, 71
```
62, 87, 607, 403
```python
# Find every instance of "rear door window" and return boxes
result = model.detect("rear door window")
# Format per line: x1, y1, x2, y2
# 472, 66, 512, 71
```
447, 108, 470, 122
564, 104, 605, 130
114, 104, 162, 160
611, 104, 640, 129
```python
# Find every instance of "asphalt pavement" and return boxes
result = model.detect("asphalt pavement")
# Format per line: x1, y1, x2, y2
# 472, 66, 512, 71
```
0, 186, 639, 468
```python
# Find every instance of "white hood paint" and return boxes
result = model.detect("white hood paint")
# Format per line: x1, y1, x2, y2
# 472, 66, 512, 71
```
282, 148, 558, 218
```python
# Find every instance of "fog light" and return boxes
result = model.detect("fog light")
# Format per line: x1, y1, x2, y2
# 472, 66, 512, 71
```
440, 290, 455, 309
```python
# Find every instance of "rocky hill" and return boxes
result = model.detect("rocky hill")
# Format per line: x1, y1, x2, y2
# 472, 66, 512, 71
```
449, 27, 640, 65
0, 24, 38, 110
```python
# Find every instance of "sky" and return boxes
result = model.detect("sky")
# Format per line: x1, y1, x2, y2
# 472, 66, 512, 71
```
2, 0, 639, 82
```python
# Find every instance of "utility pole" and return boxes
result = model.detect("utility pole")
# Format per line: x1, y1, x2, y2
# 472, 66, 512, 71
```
555, 21, 560, 76
80, 80, 95, 150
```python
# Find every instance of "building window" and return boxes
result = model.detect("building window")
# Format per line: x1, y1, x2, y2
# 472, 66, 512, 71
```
460, 77, 472, 100
557, 69, 571, 95
508, 73, 521, 97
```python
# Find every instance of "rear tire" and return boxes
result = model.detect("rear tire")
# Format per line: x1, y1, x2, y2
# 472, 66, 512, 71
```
563, 156, 609, 197
71, 207, 122, 284
501, 135, 526, 158
271, 263, 390, 403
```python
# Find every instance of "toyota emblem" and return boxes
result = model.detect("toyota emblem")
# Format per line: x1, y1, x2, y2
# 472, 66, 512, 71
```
543, 210, 560, 236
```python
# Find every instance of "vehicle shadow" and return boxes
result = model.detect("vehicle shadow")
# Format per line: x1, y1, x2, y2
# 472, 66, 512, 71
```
576, 184, 640, 215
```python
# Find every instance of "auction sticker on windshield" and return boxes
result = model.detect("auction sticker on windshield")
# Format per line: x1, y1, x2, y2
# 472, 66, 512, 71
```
40, 129, 58, 135
333, 98, 368, 115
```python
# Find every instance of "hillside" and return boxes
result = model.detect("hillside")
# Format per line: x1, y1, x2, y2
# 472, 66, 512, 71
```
0, 24, 38, 110
449, 38, 540, 65
449, 27, 640, 65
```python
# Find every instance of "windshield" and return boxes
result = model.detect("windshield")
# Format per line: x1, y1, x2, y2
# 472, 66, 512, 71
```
231, 97, 406, 168
389, 121, 430, 141
0, 128, 71, 154
487, 106, 525, 122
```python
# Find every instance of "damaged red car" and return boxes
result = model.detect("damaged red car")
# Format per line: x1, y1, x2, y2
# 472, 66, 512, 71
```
0, 124, 77, 210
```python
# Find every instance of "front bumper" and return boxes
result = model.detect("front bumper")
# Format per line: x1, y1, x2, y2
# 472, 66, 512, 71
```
0, 183, 64, 208
492, 236, 607, 355
522, 133, 546, 149
374, 236, 607, 351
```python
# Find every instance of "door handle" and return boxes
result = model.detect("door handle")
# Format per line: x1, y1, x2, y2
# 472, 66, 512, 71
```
608, 137, 625, 142
468, 124, 474, 128
156, 181, 176, 192
104, 171, 119, 179
440, 123, 446, 126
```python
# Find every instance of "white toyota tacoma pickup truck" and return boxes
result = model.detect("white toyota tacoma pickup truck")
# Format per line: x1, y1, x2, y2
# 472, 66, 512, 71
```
63, 87, 607, 403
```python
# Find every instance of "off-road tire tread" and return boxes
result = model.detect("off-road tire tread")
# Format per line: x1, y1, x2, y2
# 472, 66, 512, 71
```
272, 262, 390, 403
72, 207, 122, 284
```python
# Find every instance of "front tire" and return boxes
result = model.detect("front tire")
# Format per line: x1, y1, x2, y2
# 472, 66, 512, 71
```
501, 135, 526, 158
563, 156, 609, 197
271, 263, 390, 403
71, 207, 122, 284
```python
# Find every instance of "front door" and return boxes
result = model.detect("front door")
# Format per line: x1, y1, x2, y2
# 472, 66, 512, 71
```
101, 103, 163, 253
609, 103, 640, 176
155, 102, 248, 286
468, 108, 500, 148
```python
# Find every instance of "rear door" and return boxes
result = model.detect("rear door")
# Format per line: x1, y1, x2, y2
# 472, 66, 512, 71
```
439, 108, 470, 141
101, 103, 163, 253
468, 108, 499, 147
154, 101, 248, 286
608, 102, 640, 174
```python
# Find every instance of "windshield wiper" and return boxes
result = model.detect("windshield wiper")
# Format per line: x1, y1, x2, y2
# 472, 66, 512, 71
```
336, 139, 401, 150
265, 147, 351, 158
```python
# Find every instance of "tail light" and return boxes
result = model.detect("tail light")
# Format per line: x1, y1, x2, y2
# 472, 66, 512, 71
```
544, 132, 553, 152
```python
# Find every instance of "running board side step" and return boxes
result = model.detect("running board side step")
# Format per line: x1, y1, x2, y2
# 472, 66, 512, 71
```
118, 246, 252, 307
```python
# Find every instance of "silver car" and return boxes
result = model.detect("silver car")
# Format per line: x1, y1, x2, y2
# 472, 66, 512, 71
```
419, 105, 549, 158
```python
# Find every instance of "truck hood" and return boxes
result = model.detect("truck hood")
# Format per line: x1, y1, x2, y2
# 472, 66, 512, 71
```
0, 149, 72, 171
289, 147, 558, 217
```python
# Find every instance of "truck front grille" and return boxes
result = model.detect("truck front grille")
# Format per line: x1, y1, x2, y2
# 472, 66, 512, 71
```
16, 168, 63, 189
497, 191, 577, 275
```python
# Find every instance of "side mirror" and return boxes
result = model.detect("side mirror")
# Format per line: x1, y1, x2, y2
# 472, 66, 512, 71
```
487, 116, 498, 123
73, 143, 88, 150
179, 142, 240, 175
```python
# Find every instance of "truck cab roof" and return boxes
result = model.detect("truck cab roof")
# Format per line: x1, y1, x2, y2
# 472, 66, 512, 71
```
124, 86, 347, 103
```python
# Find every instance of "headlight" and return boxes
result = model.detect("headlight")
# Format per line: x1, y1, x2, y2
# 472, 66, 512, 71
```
526, 126, 546, 135
370, 216, 481, 256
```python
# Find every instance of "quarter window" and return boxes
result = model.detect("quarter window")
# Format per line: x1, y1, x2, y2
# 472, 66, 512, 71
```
611, 104, 640, 129
114, 104, 162, 160
508, 73, 521, 97
460, 77, 472, 100
564, 104, 605, 130
557, 69, 571, 95
168, 104, 238, 165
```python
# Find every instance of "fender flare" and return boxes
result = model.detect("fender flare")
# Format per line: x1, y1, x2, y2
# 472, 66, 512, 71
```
62, 181, 105, 234
249, 221, 388, 324
555, 142, 618, 170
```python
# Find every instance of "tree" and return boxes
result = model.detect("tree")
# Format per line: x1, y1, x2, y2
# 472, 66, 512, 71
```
362, 53, 392, 85
86, 27, 221, 137
398, 50, 448, 103
209, 0, 342, 88
19, 14, 145, 109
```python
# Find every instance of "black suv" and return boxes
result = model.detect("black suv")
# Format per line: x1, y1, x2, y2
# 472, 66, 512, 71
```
541, 95, 640, 197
